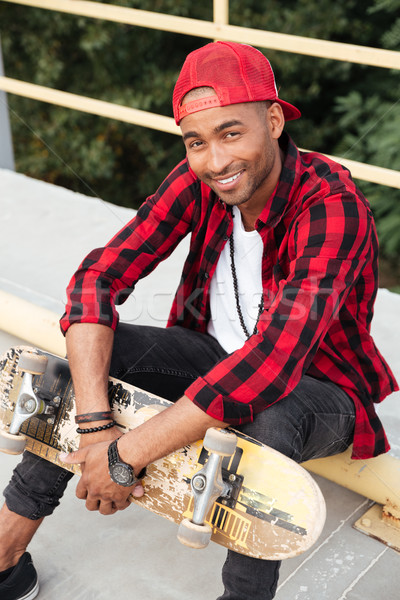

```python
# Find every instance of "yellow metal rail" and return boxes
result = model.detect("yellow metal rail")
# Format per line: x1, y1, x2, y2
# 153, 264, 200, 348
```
1, 74, 399, 189
3, 0, 400, 69
305, 448, 400, 541
0, 291, 65, 356
1, 0, 399, 189
304, 448, 400, 519
0, 76, 179, 135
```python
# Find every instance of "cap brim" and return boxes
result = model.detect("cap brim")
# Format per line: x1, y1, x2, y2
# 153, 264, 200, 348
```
277, 99, 301, 121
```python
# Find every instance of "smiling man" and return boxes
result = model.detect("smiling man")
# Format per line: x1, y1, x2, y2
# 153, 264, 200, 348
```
0, 42, 397, 600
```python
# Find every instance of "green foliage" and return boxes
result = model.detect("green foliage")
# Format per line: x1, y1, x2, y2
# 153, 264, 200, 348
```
0, 1, 210, 205
332, 0, 400, 261
368, 0, 400, 49
0, 0, 399, 265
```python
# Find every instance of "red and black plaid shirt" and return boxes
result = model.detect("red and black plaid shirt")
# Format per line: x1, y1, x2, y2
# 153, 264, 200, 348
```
61, 133, 398, 459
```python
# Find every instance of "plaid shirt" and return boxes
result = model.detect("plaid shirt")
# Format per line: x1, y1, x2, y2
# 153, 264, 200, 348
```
61, 133, 398, 459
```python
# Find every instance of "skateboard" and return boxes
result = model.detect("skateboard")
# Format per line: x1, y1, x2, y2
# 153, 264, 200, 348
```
0, 346, 326, 560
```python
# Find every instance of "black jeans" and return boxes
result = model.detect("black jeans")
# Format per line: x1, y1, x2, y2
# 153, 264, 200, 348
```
4, 324, 356, 599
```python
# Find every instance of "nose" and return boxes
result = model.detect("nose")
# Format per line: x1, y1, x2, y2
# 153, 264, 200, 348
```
206, 142, 232, 176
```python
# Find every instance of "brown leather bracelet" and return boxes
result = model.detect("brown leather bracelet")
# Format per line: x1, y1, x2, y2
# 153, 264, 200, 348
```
75, 411, 113, 424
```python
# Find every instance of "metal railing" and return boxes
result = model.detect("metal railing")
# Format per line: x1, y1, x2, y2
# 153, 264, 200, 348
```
0, 0, 399, 188
0, 34, 14, 169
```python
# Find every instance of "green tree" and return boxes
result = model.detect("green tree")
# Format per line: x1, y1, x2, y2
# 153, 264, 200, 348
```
332, 0, 400, 266
0, 1, 210, 205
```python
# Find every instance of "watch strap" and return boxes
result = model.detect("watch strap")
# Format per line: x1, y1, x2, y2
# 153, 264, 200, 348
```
107, 439, 146, 481
107, 438, 120, 467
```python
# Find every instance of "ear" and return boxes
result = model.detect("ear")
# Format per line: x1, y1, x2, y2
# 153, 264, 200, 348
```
268, 102, 285, 140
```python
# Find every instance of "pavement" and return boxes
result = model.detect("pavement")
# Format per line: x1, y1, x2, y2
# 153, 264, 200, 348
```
0, 168, 399, 599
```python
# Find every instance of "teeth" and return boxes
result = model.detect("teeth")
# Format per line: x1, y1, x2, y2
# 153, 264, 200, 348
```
219, 172, 241, 184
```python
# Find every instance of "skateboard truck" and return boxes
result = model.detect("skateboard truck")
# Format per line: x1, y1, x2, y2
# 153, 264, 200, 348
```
178, 428, 240, 549
0, 350, 49, 454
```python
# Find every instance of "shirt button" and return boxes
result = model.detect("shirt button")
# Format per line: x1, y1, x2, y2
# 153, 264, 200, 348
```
204, 273, 209, 280
223, 235, 229, 241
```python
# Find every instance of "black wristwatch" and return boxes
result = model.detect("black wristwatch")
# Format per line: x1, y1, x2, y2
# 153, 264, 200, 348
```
107, 439, 146, 487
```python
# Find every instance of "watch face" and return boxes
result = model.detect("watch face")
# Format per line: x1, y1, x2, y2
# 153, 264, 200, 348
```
112, 463, 133, 486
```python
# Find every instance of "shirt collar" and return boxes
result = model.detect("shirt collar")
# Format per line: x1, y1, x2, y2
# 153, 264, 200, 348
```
257, 132, 300, 229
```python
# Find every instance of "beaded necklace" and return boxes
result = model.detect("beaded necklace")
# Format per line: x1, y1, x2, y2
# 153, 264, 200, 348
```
229, 230, 264, 339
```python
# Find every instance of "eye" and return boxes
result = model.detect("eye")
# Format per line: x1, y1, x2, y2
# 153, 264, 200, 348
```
186, 139, 204, 150
225, 131, 240, 139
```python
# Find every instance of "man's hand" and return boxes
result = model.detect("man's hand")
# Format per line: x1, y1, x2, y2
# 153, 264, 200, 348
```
75, 426, 122, 512
65, 323, 136, 514
60, 439, 144, 516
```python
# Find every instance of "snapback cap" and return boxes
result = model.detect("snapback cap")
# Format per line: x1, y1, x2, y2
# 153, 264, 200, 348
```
173, 41, 301, 125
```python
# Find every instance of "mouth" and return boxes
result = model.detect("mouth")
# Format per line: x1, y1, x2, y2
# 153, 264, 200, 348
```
213, 170, 244, 189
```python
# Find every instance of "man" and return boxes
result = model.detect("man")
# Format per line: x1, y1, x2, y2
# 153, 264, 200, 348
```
0, 41, 397, 600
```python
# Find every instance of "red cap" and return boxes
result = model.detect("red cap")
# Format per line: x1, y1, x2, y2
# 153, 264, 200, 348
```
173, 41, 301, 125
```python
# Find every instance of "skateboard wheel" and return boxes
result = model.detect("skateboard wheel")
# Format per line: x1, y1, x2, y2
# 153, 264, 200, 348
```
18, 351, 48, 375
177, 518, 212, 549
203, 428, 237, 456
0, 430, 27, 455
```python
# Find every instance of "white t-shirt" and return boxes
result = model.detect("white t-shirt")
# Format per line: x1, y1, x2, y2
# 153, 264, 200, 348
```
207, 206, 263, 353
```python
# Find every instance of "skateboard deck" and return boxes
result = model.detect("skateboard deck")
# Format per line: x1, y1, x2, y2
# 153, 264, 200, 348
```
0, 346, 326, 560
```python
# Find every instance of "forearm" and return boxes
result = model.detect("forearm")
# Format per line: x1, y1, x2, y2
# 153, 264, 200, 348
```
62, 340, 227, 512
118, 395, 228, 473
66, 322, 114, 415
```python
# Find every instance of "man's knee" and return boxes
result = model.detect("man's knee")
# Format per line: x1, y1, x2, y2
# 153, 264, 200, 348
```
3, 453, 73, 520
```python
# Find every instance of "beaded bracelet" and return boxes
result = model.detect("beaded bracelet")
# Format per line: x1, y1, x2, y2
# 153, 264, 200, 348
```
77, 421, 116, 435
75, 411, 113, 424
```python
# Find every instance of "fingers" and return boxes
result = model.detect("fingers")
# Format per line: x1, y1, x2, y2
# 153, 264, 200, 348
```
76, 476, 135, 514
85, 495, 131, 515
59, 448, 86, 465
86, 498, 118, 516
75, 476, 88, 500
78, 492, 119, 515
130, 483, 144, 498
